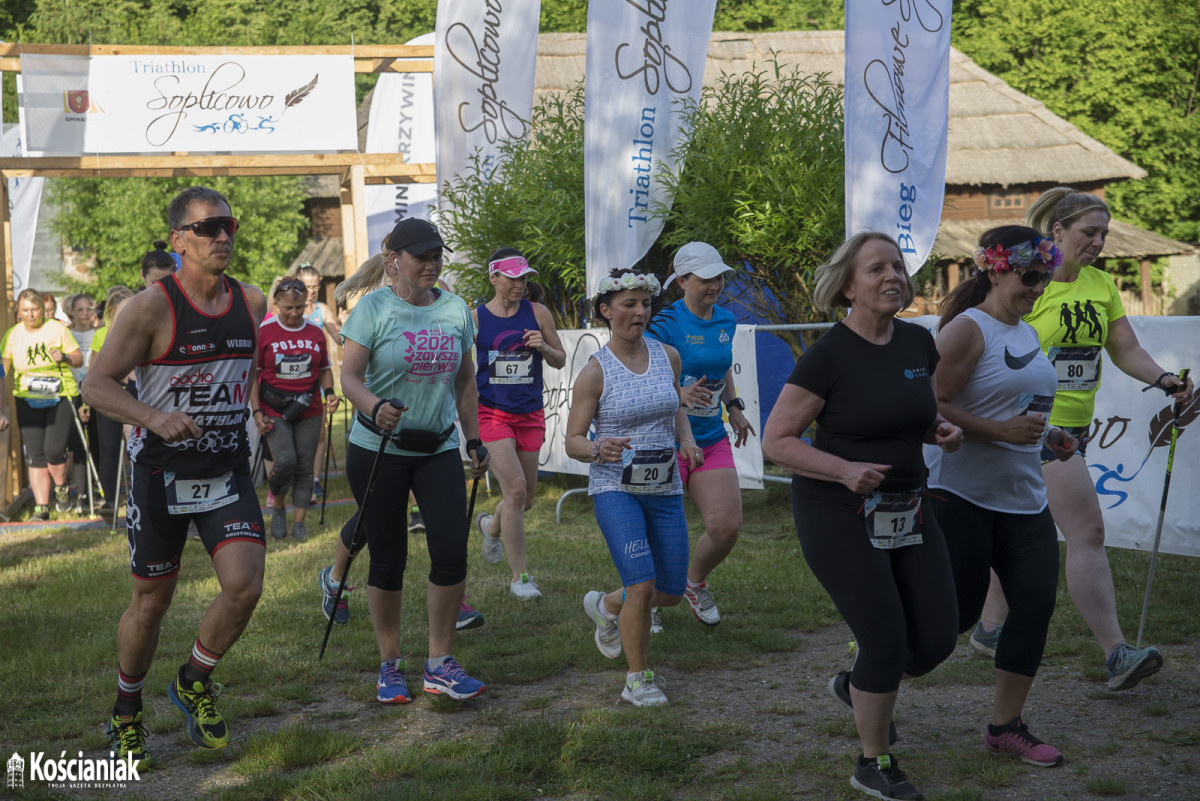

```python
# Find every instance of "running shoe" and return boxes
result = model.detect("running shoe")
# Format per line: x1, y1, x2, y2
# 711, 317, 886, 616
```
292, 520, 308, 542
985, 718, 1063, 767
54, 484, 72, 513
456, 600, 485, 630
829, 671, 898, 745
969, 621, 1001, 658
583, 590, 622, 659
31, 505, 50, 522
167, 674, 230, 749
622, 669, 668, 706
423, 656, 486, 699
319, 565, 351, 625
510, 572, 542, 600
377, 657, 412, 703
270, 508, 287, 539
312, 479, 323, 500
408, 507, 425, 532
851, 753, 923, 800
106, 710, 151, 771
650, 607, 663, 634
477, 513, 503, 564
1105, 642, 1163, 691
684, 581, 721, 626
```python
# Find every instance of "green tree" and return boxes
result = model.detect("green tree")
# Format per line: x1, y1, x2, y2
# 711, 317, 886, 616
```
440, 86, 587, 328
48, 176, 308, 291
658, 62, 845, 354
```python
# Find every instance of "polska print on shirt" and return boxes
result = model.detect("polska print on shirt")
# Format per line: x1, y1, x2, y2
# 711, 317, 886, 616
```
402, 328, 462, 384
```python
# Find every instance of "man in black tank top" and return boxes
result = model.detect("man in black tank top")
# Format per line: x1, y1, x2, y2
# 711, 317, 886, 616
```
82, 186, 268, 769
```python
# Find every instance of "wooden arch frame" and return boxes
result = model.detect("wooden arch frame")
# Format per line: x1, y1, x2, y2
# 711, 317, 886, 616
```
0, 43, 436, 508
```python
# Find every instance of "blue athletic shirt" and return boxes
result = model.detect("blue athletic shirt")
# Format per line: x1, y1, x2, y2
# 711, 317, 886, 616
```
646, 299, 738, 448
475, 299, 544, 414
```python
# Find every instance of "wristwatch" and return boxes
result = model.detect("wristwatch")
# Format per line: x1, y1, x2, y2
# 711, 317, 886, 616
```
726, 397, 746, 411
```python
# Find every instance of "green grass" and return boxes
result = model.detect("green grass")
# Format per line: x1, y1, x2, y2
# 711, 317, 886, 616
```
2, 420, 1199, 799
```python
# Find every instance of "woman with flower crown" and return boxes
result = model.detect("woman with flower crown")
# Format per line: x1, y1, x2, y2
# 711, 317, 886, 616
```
762, 233, 962, 801
928, 224, 1078, 769
565, 267, 705, 706
970, 189, 1194, 692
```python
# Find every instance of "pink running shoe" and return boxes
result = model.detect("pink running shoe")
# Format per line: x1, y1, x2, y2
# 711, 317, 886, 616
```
985, 718, 1063, 767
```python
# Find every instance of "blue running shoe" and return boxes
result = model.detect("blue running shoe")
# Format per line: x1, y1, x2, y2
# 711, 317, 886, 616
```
311, 479, 323, 500
423, 656, 485, 699
319, 566, 351, 625
1106, 642, 1163, 691
377, 658, 412, 703
456, 600, 484, 631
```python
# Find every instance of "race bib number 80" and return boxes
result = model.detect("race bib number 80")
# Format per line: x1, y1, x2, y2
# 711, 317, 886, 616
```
1048, 346, 1100, 391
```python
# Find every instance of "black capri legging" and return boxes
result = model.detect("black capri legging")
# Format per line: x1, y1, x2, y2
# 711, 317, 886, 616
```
341, 443, 467, 592
792, 483, 959, 694
15, 397, 74, 468
929, 490, 1059, 678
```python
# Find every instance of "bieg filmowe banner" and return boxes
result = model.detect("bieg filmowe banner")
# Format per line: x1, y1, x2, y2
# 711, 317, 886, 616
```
844, 0, 952, 273
583, 0, 717, 297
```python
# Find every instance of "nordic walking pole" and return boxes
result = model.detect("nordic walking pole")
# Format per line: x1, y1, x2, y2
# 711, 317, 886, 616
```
319, 400, 403, 661
1137, 368, 1191, 648
67, 401, 104, 518
319, 407, 334, 525
111, 433, 126, 533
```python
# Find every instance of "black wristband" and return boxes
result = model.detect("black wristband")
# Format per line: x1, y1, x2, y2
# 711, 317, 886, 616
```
371, 398, 390, 419
726, 397, 746, 411
252, 409, 264, 416
1141, 372, 1176, 393
466, 438, 483, 454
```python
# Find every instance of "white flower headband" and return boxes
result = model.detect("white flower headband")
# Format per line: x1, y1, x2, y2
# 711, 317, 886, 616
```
597, 272, 662, 296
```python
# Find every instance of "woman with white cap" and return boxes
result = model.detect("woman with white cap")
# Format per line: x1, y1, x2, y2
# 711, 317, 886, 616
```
471, 247, 566, 600
644, 242, 755, 631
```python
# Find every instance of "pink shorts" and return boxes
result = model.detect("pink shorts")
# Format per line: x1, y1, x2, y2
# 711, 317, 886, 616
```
679, 436, 736, 485
478, 405, 546, 452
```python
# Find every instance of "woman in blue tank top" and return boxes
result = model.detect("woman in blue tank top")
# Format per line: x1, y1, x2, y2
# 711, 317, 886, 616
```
565, 268, 704, 707
471, 248, 566, 601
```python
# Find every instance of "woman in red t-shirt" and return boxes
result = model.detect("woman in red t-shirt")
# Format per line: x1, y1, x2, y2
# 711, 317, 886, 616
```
250, 277, 339, 542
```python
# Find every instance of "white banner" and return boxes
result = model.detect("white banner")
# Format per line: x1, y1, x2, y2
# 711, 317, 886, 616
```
21, 54, 356, 154
19, 54, 90, 154
434, 0, 540, 194
539, 326, 763, 489
366, 33, 439, 251
9, 80, 45, 298
583, 0, 717, 297
844, 0, 952, 273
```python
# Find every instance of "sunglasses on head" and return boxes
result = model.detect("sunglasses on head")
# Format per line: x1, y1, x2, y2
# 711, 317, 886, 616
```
1015, 268, 1052, 288
177, 216, 239, 238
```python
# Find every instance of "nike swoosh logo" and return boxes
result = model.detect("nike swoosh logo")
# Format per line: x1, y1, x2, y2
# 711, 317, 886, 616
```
1004, 346, 1042, 370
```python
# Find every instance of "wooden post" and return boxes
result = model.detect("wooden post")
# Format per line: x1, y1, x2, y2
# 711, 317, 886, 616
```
0, 173, 26, 509
349, 165, 369, 273
1140, 258, 1154, 315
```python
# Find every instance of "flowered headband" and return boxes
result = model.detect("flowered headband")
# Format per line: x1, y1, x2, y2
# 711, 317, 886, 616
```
597, 272, 662, 296
972, 237, 1063, 276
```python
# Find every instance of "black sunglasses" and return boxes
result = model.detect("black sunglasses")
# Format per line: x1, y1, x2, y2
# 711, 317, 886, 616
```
1015, 269, 1052, 288
177, 216, 239, 238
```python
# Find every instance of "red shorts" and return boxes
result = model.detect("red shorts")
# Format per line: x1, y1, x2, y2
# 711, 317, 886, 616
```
679, 436, 736, 485
478, 405, 546, 452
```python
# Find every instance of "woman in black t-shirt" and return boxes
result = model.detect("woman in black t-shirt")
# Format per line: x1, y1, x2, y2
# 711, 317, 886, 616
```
762, 233, 962, 801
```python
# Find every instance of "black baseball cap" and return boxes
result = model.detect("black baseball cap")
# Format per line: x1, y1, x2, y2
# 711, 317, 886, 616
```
387, 218, 453, 256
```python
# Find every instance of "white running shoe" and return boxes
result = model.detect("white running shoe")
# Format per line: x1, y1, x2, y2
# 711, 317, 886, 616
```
510, 572, 542, 601
583, 590, 622, 659
684, 582, 721, 626
622, 670, 668, 706
477, 513, 503, 565
650, 607, 663, 634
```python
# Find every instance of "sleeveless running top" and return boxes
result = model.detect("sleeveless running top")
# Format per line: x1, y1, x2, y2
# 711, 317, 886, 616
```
926, 308, 1057, 513
588, 339, 682, 496
475, 299, 544, 413
305, 301, 324, 328
129, 273, 256, 474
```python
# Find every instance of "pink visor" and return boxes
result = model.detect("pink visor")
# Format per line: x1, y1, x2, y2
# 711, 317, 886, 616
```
488, 256, 537, 278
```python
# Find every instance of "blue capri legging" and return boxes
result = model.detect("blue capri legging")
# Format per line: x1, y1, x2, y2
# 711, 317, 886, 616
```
592, 490, 689, 597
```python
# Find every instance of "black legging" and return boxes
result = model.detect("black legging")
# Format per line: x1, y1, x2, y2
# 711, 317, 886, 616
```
340, 443, 467, 592
791, 484, 958, 694
15, 397, 74, 468
96, 382, 138, 504
929, 490, 1059, 678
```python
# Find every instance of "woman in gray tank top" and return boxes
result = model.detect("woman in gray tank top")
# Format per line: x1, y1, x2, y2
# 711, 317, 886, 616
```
928, 225, 1077, 769
565, 268, 704, 707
